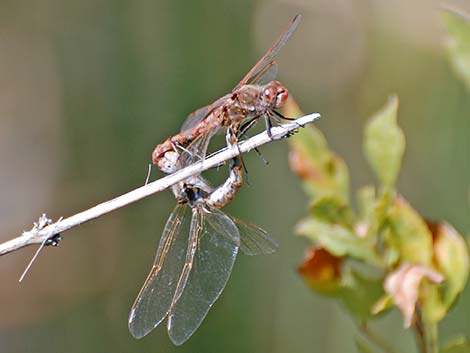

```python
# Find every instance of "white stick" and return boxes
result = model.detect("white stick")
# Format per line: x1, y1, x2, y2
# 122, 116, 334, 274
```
0, 113, 320, 256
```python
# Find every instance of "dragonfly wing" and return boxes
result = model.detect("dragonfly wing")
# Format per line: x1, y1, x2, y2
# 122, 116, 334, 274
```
167, 206, 240, 345
254, 61, 278, 86
233, 14, 301, 91
180, 94, 231, 134
179, 129, 215, 167
128, 204, 191, 339
180, 104, 212, 134
233, 217, 279, 255
167, 207, 200, 309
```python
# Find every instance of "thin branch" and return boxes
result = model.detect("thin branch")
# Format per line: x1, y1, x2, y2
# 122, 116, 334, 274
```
0, 113, 320, 256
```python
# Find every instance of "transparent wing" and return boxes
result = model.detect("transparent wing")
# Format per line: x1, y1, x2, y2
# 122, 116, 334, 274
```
167, 206, 240, 345
254, 61, 278, 86
167, 207, 200, 312
180, 94, 231, 134
175, 132, 217, 195
179, 129, 216, 167
232, 216, 278, 255
128, 204, 191, 339
233, 14, 301, 91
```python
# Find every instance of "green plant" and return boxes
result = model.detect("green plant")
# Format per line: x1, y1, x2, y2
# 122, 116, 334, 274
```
287, 94, 469, 353
286, 10, 470, 353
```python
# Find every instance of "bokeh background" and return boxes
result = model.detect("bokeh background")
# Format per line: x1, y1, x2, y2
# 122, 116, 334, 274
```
1, 1, 470, 352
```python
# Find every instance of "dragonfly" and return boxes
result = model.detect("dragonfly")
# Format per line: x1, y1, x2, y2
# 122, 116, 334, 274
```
153, 14, 302, 173
128, 152, 277, 344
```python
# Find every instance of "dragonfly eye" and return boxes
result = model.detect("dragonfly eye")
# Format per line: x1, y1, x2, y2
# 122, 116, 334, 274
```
263, 87, 276, 103
275, 86, 288, 108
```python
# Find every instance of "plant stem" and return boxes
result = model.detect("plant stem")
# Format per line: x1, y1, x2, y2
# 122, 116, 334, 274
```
425, 321, 439, 353
359, 323, 400, 353
414, 307, 439, 353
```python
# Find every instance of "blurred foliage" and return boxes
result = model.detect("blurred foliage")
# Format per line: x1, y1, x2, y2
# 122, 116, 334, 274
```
363, 96, 405, 190
441, 336, 470, 353
444, 9, 470, 88
288, 95, 470, 353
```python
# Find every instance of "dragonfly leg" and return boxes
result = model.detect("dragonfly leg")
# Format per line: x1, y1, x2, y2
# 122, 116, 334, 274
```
272, 110, 304, 131
238, 117, 259, 139
272, 109, 296, 121
236, 117, 269, 166
223, 123, 250, 187
264, 114, 273, 138
253, 147, 269, 165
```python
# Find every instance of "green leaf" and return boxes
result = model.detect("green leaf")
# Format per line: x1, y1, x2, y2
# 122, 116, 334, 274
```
363, 96, 405, 189
441, 336, 470, 353
354, 186, 377, 240
371, 294, 394, 315
296, 218, 378, 264
357, 186, 376, 223
309, 197, 353, 227
289, 126, 350, 203
420, 280, 447, 324
338, 262, 385, 322
297, 248, 384, 321
386, 196, 433, 266
355, 187, 395, 242
443, 9, 470, 88
430, 221, 470, 308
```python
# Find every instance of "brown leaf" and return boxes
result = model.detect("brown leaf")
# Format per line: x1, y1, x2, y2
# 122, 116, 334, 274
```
288, 148, 322, 184
298, 247, 343, 294
384, 263, 444, 327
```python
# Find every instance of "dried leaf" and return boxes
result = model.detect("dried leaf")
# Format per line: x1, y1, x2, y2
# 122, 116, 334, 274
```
289, 127, 350, 203
286, 97, 349, 203
363, 96, 405, 189
298, 247, 343, 294
298, 248, 384, 321
384, 263, 444, 327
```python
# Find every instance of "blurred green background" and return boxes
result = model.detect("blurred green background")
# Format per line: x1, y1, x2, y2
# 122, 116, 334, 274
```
1, 1, 470, 352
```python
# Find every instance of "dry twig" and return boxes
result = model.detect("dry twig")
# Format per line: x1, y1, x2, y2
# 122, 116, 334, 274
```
0, 113, 320, 257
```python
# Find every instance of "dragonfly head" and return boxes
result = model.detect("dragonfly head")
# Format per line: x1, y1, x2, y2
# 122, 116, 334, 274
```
157, 151, 179, 173
263, 81, 288, 109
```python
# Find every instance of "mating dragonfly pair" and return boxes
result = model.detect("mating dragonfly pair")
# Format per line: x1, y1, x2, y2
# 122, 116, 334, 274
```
128, 14, 302, 345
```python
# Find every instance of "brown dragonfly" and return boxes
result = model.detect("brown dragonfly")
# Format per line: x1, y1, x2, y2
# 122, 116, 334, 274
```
129, 140, 276, 344
153, 14, 302, 173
